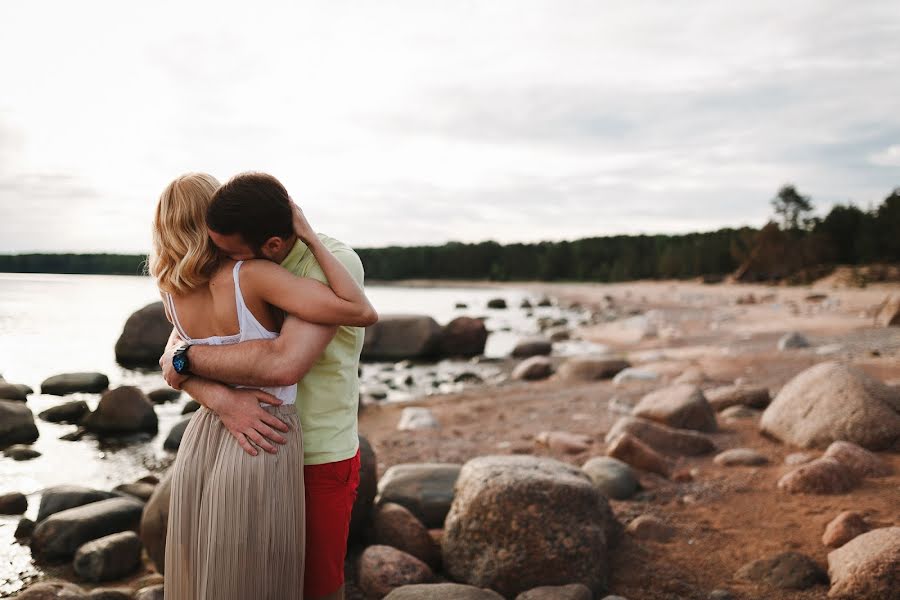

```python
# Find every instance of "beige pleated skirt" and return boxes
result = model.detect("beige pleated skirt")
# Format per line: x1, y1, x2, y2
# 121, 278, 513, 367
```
164, 405, 305, 600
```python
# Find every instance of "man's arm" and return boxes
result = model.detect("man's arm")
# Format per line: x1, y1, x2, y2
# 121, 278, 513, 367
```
161, 317, 337, 389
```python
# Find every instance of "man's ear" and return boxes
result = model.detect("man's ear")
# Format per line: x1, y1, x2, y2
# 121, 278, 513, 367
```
262, 236, 283, 255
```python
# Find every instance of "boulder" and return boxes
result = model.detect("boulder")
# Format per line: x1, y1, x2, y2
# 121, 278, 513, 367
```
181, 399, 201, 414
606, 433, 672, 477
372, 502, 441, 568
735, 552, 828, 590
113, 482, 157, 502
17, 581, 89, 599
713, 448, 769, 467
439, 317, 488, 357
516, 584, 593, 600
512, 356, 554, 381
777, 457, 860, 494
827, 527, 900, 599
163, 417, 191, 451
582, 456, 639, 500
556, 356, 629, 381
39, 400, 90, 423
377, 463, 461, 528
73, 531, 143, 582
778, 332, 810, 350
147, 388, 181, 404
705, 385, 770, 411
398, 407, 439, 431
31, 497, 145, 561
16, 517, 36, 538
0, 399, 39, 447
0, 491, 27, 514
114, 302, 171, 368
41, 372, 109, 396
606, 416, 715, 456
760, 362, 900, 450
37, 486, 119, 523
87, 588, 134, 600
442, 455, 616, 597
350, 435, 378, 540
358, 545, 434, 599
83, 387, 158, 435
632, 384, 717, 432
626, 515, 675, 542
823, 440, 892, 477
511, 337, 553, 359
487, 298, 507, 309
139, 472, 172, 573
363, 315, 443, 361
0, 382, 29, 401
822, 511, 870, 548
3, 444, 41, 461
385, 583, 503, 600
874, 295, 900, 327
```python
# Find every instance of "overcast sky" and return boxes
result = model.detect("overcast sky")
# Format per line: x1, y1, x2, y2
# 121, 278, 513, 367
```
1, 1, 899, 253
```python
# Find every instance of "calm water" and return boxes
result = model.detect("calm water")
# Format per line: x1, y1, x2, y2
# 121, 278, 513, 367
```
0, 273, 595, 595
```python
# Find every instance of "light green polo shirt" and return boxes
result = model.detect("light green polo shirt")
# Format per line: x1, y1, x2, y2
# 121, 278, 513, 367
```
280, 234, 365, 465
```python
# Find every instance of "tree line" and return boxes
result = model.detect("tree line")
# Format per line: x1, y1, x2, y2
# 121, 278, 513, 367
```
1, 186, 896, 282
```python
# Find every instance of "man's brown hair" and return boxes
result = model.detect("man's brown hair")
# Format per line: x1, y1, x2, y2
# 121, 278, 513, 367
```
206, 172, 294, 250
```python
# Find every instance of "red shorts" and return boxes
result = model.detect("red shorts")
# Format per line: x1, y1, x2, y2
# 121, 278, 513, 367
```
303, 449, 361, 597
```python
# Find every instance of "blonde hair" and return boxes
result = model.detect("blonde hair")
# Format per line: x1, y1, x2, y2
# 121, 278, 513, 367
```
149, 173, 221, 294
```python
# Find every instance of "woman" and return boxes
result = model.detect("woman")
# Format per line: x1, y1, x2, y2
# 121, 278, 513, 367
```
149, 173, 377, 600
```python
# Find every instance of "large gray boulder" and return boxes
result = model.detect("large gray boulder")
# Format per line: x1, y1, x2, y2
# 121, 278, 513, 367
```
115, 302, 171, 368
632, 384, 717, 432
139, 472, 172, 573
31, 497, 145, 562
760, 362, 900, 450
0, 399, 39, 448
385, 583, 503, 599
41, 372, 109, 396
363, 315, 442, 361
83, 387, 158, 435
377, 463, 462, 528
442, 455, 617, 598
827, 527, 900, 600
439, 317, 488, 357
37, 486, 119, 523
73, 531, 143, 582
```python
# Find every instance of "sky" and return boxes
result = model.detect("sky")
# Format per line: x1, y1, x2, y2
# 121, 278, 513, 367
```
1, 1, 899, 253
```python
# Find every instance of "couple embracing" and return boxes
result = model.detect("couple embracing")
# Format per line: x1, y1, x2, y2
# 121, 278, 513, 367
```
149, 172, 378, 600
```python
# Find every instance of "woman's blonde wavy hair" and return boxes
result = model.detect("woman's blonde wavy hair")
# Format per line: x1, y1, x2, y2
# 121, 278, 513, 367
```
149, 173, 222, 295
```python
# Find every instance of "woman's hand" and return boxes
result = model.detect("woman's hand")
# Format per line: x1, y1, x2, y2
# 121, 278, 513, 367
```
291, 202, 316, 245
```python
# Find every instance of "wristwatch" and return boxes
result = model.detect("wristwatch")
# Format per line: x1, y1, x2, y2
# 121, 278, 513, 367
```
172, 343, 192, 375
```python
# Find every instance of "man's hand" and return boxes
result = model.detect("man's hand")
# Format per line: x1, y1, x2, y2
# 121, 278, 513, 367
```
159, 341, 189, 390
206, 387, 291, 456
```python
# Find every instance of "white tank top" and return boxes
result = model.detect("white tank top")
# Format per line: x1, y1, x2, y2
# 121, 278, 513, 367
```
163, 261, 298, 405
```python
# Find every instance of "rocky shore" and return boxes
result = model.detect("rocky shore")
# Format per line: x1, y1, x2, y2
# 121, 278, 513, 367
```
3, 280, 899, 599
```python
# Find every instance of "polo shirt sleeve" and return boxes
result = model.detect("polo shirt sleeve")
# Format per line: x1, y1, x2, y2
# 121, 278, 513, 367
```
305, 246, 365, 287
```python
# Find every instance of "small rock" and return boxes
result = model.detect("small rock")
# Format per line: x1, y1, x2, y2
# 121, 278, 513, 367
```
705, 384, 770, 411
714, 448, 769, 467
16, 517, 36, 538
512, 356, 554, 381
777, 457, 860, 494
827, 526, 900, 600
384, 583, 503, 599
0, 382, 29, 401
719, 405, 760, 420
3, 444, 41, 461
73, 531, 143, 582
674, 367, 708, 385
181, 399, 201, 414
784, 452, 816, 466
38, 400, 90, 424
582, 456, 639, 500
0, 399, 39, 447
60, 427, 89, 441
37, 485, 120, 522
398, 407, 440, 431
453, 372, 483, 384
606, 432, 672, 478
612, 367, 659, 386
0, 491, 27, 514
147, 388, 181, 404
113, 482, 157, 502
536, 431, 593, 454
606, 416, 715, 456
82, 386, 158, 435
372, 503, 441, 568
708, 590, 735, 600
548, 328, 570, 342
163, 418, 191, 451
511, 337, 553, 358
440, 317, 488, 357
41, 372, 109, 395
778, 332, 810, 350
626, 514, 675, 542
823, 440, 892, 478
515, 583, 593, 600
487, 298, 507, 309
377, 463, 461, 528
556, 356, 630, 381
87, 588, 134, 600
822, 511, 870, 548
134, 585, 164, 600
632, 384, 717, 432
31, 497, 145, 561
735, 551, 828, 590
17, 581, 89, 599
358, 545, 434, 598
873, 295, 900, 327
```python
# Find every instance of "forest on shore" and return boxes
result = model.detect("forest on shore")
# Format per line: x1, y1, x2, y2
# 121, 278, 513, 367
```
2, 186, 898, 283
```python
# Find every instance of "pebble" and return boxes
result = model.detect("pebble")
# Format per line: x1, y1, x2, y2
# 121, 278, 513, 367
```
397, 407, 440, 431
535, 431, 593, 454
582, 456, 639, 500
626, 515, 675, 542
822, 511, 870, 548
0, 491, 27, 514
3, 444, 41, 461
713, 448, 769, 467
606, 432, 673, 478
735, 551, 827, 590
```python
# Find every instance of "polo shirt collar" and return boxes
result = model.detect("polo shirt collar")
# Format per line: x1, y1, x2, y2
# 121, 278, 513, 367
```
280, 239, 309, 272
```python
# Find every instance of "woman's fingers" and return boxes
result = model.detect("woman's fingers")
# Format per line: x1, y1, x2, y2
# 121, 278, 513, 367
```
246, 429, 277, 454
257, 423, 288, 445
234, 432, 259, 457
261, 412, 291, 433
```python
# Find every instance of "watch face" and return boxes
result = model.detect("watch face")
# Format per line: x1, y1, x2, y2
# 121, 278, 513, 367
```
173, 356, 186, 372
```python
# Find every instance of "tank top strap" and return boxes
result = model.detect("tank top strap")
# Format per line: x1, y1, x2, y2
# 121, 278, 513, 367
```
164, 292, 192, 342
232, 261, 250, 331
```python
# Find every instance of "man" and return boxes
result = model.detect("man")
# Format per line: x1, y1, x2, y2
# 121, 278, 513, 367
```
160, 172, 365, 600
